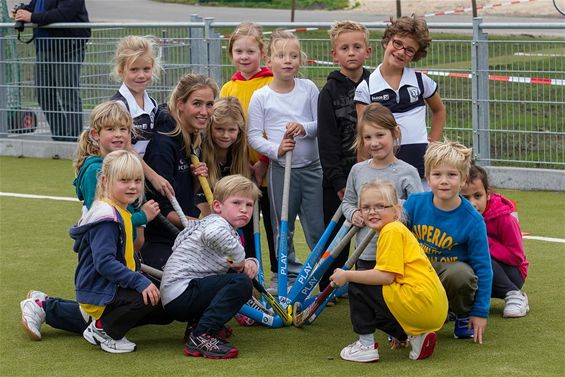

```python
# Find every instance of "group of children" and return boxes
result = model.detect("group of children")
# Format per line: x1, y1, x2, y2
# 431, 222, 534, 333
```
19, 16, 529, 362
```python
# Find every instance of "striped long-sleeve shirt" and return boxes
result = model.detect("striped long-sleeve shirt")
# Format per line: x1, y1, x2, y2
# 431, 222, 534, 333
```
160, 214, 246, 306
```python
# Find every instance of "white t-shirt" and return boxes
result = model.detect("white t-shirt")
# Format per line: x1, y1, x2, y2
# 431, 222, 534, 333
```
354, 65, 437, 145
248, 78, 319, 168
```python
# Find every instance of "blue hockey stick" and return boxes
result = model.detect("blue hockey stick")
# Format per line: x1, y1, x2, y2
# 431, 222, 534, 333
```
287, 206, 343, 304
291, 225, 360, 306
277, 150, 292, 305
294, 229, 376, 326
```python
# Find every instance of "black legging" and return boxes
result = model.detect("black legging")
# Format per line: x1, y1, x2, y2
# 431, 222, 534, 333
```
491, 258, 525, 299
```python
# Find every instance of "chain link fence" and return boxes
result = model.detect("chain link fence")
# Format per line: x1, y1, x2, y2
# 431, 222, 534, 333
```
0, 18, 563, 170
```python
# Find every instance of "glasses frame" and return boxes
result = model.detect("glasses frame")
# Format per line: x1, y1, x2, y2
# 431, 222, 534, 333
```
391, 39, 417, 58
359, 204, 394, 214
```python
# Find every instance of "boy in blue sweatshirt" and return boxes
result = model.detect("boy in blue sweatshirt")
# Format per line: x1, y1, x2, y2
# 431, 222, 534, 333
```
403, 141, 492, 344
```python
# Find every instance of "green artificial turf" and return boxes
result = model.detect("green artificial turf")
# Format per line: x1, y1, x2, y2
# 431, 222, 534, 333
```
0, 156, 563, 376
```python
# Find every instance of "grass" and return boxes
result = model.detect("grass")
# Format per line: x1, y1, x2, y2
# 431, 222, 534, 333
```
0, 156, 564, 376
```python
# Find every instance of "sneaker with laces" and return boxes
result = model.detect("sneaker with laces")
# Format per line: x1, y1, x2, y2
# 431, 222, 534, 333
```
454, 316, 474, 339
184, 323, 233, 342
83, 321, 136, 353
503, 290, 529, 318
27, 290, 48, 302
408, 332, 437, 360
184, 331, 239, 359
340, 340, 379, 363
20, 298, 46, 341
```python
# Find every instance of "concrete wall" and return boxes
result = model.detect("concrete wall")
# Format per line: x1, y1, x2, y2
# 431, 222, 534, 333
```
1, 139, 564, 191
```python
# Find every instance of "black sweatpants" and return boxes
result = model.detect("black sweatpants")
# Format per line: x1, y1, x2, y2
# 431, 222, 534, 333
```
99, 288, 172, 340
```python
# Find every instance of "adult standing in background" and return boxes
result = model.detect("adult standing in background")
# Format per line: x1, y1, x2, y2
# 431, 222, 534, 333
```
13, 0, 90, 141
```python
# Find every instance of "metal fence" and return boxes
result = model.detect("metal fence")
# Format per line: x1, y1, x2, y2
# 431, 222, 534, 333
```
0, 18, 563, 169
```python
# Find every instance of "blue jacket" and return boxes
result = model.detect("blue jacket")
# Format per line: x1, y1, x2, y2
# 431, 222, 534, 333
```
70, 201, 151, 306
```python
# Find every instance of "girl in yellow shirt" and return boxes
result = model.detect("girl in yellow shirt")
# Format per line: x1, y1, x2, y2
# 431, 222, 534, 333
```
331, 180, 448, 362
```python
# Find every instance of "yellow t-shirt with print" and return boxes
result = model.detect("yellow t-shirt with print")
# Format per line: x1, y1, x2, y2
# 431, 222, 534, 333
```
80, 200, 135, 320
376, 221, 448, 335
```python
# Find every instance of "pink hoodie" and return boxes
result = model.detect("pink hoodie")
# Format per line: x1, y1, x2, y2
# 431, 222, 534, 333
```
483, 192, 529, 279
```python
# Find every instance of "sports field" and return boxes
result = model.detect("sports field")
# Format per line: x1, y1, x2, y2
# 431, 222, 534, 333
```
0, 156, 563, 376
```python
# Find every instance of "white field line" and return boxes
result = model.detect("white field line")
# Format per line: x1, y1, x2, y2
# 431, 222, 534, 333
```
0, 192, 79, 202
2, 191, 564, 244
523, 236, 565, 244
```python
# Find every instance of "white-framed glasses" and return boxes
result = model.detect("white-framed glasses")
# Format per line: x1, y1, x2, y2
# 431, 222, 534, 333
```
360, 204, 394, 214
391, 39, 417, 57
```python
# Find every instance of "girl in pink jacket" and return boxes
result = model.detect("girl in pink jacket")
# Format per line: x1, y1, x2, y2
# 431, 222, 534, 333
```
461, 163, 529, 318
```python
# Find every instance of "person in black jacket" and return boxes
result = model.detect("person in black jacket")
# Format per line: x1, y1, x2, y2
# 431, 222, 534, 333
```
317, 21, 371, 293
13, 0, 90, 141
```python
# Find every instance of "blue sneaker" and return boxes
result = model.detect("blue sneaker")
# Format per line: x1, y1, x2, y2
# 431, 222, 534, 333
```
454, 316, 474, 339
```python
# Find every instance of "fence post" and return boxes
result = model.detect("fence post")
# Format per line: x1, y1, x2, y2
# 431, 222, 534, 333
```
189, 14, 206, 75
0, 30, 7, 137
471, 17, 491, 165
204, 17, 222, 85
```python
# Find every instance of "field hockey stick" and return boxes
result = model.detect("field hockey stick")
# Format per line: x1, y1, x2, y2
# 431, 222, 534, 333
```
189, 153, 214, 207
277, 150, 292, 305
291, 225, 360, 306
287, 208, 347, 303
239, 302, 284, 328
141, 263, 164, 279
293, 229, 376, 327
252, 277, 293, 326
167, 194, 189, 229
253, 201, 267, 306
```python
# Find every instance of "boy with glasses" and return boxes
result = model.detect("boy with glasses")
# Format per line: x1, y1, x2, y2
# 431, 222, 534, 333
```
354, 16, 446, 184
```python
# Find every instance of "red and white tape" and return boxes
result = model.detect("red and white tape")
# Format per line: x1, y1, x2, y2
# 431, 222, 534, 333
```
424, 0, 536, 18
219, 27, 318, 40
306, 59, 564, 86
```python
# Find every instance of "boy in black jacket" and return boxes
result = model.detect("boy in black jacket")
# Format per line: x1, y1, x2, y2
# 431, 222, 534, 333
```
317, 21, 371, 292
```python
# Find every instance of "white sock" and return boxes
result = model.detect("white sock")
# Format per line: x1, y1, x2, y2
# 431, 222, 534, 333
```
359, 333, 375, 347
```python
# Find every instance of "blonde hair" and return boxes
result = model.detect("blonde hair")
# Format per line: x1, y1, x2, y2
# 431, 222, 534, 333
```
203, 96, 250, 188
167, 73, 219, 159
329, 20, 369, 49
354, 103, 401, 161
382, 16, 431, 62
112, 35, 162, 82
213, 174, 261, 203
424, 140, 473, 180
73, 101, 134, 175
227, 22, 265, 57
359, 180, 405, 223
266, 29, 306, 63
95, 150, 144, 204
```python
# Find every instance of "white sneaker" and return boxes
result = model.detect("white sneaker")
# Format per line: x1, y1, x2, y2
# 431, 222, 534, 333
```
83, 321, 136, 353
503, 290, 530, 318
408, 332, 437, 360
27, 290, 48, 302
340, 340, 379, 362
20, 298, 46, 341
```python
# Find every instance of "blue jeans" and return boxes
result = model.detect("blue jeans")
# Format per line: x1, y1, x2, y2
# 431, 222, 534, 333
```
35, 39, 86, 141
164, 273, 252, 336
44, 297, 88, 335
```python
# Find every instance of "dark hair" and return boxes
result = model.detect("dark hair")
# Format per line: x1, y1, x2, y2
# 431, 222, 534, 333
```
382, 15, 431, 61
467, 162, 490, 193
